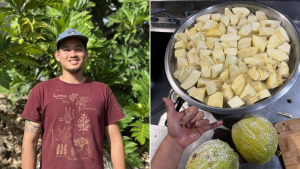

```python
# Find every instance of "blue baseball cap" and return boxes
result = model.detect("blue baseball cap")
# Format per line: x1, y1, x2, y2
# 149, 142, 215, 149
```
56, 28, 89, 51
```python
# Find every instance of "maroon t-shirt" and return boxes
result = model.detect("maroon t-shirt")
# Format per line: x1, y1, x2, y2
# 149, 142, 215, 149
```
21, 77, 125, 169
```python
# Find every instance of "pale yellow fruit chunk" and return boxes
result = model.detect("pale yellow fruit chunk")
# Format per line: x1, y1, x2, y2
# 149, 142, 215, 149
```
252, 35, 267, 53
237, 47, 259, 58
197, 77, 214, 88
181, 70, 201, 90
174, 40, 187, 50
177, 57, 188, 71
267, 49, 289, 62
232, 7, 250, 18
250, 81, 267, 92
211, 13, 222, 21
277, 42, 291, 55
190, 88, 206, 102
201, 20, 218, 31
238, 38, 251, 50
251, 22, 260, 32
194, 22, 204, 32
196, 14, 211, 22
211, 64, 223, 78
275, 26, 290, 43
220, 34, 241, 41
267, 33, 283, 49
221, 15, 230, 26
178, 66, 196, 83
187, 47, 199, 66
174, 33, 188, 43
224, 48, 237, 56
260, 20, 281, 28
212, 49, 225, 64
201, 65, 212, 77
174, 49, 187, 58
205, 27, 222, 37
239, 84, 256, 101
230, 15, 240, 26
207, 92, 223, 108
259, 27, 274, 37
231, 74, 245, 95
225, 7, 234, 16
228, 96, 245, 108
247, 89, 271, 104
222, 83, 234, 101
256, 11, 268, 21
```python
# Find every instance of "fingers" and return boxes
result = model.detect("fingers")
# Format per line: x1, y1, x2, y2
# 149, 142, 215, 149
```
162, 97, 176, 116
180, 106, 198, 126
194, 119, 209, 128
190, 111, 205, 124
197, 120, 223, 135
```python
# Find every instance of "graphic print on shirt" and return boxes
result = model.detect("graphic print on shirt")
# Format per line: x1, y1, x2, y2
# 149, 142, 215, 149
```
77, 113, 92, 134
52, 94, 97, 161
64, 107, 75, 123
75, 96, 92, 112
70, 147, 78, 160
56, 143, 68, 157
87, 137, 94, 157
74, 137, 88, 151
53, 93, 67, 99
69, 93, 78, 102
56, 125, 72, 143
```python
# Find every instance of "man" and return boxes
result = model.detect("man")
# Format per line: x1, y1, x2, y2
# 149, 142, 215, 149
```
151, 98, 223, 168
21, 28, 126, 169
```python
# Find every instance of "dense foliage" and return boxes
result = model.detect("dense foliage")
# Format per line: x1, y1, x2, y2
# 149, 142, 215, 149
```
0, 0, 149, 167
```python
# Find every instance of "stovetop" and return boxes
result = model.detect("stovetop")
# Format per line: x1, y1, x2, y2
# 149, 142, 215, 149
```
151, 1, 300, 169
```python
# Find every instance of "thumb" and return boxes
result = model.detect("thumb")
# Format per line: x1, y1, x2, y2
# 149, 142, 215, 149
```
162, 97, 176, 116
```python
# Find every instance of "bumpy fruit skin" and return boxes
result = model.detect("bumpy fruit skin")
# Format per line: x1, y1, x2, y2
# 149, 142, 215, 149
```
185, 139, 239, 169
19, 38, 24, 44
232, 113, 278, 164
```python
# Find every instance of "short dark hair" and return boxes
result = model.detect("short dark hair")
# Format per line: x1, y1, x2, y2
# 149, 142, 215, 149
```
57, 38, 87, 51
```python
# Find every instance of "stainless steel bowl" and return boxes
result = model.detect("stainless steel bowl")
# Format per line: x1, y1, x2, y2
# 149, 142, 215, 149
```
165, 1, 300, 114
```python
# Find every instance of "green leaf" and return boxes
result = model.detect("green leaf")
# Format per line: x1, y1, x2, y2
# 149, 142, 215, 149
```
119, 113, 133, 130
7, 44, 45, 55
0, 7, 14, 12
130, 120, 149, 145
124, 140, 137, 154
0, 64, 11, 90
125, 153, 142, 167
24, 0, 63, 11
14, 0, 26, 11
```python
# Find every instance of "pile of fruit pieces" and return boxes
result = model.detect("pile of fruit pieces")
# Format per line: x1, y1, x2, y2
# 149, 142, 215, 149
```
173, 7, 290, 108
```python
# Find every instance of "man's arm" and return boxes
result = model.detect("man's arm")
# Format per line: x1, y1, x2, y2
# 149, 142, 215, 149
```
105, 122, 125, 169
151, 98, 223, 168
22, 120, 41, 169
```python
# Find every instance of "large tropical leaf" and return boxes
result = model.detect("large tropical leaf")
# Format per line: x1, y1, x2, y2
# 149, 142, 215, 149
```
24, 0, 63, 11
130, 119, 149, 145
7, 44, 45, 55
0, 64, 11, 89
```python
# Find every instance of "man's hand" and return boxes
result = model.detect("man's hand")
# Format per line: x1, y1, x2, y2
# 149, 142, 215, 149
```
163, 97, 223, 149
151, 98, 223, 169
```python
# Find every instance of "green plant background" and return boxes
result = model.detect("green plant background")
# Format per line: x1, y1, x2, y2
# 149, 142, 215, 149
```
0, 0, 149, 167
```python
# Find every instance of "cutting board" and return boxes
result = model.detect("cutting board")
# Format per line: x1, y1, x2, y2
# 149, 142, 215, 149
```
275, 118, 300, 169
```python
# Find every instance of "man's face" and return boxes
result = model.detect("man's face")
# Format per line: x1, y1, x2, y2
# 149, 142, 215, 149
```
54, 37, 88, 74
